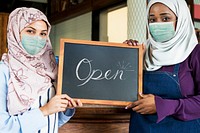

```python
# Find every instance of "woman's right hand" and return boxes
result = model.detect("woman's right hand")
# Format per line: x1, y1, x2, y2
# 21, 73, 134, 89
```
123, 39, 139, 46
40, 94, 82, 116
123, 39, 146, 54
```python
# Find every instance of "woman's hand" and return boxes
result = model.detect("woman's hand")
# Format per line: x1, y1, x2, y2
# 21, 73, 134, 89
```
123, 39, 139, 46
40, 94, 83, 116
125, 93, 156, 114
123, 39, 146, 55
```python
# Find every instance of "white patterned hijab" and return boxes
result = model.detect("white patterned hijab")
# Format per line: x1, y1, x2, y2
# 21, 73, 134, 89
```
144, 0, 198, 71
1, 7, 57, 115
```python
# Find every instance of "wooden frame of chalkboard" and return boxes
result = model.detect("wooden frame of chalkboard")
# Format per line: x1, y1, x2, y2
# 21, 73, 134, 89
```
57, 38, 143, 106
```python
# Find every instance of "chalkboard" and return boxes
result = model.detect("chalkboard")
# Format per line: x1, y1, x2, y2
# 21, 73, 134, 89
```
57, 39, 143, 106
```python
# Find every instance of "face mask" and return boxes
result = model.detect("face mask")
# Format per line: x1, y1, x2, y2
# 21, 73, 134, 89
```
21, 34, 46, 55
149, 22, 175, 42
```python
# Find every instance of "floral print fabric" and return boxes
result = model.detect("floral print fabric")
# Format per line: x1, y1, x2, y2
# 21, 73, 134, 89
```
1, 7, 57, 115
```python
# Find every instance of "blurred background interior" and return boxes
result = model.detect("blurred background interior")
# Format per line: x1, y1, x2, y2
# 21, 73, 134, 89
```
0, 0, 200, 132
0, 0, 200, 57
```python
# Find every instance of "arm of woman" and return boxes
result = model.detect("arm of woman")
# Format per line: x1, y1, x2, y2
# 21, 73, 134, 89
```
125, 45, 200, 123
0, 62, 47, 133
58, 108, 75, 127
40, 95, 83, 127
155, 95, 200, 123
156, 45, 200, 123
58, 99, 82, 127
39, 91, 83, 127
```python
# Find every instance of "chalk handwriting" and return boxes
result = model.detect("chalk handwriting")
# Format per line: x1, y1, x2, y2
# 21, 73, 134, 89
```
76, 58, 134, 86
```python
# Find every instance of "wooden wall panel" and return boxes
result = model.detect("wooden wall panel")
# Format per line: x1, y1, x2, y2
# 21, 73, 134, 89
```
48, 0, 127, 24
0, 13, 9, 59
59, 123, 129, 133
48, 0, 92, 24
92, 0, 125, 10
59, 107, 130, 133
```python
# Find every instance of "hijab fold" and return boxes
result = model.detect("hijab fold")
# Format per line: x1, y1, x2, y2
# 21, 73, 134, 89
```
2, 7, 57, 115
144, 0, 198, 71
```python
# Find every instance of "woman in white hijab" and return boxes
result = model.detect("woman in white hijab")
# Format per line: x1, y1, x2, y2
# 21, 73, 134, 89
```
125, 0, 200, 132
0, 7, 82, 133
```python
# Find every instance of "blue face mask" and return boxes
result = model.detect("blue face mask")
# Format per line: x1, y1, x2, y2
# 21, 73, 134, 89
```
149, 22, 175, 42
21, 35, 46, 55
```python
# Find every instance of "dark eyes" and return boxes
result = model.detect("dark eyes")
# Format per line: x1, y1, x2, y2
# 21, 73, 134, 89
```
148, 16, 171, 23
40, 33, 47, 36
148, 18, 155, 23
162, 17, 170, 21
26, 29, 35, 34
26, 29, 47, 36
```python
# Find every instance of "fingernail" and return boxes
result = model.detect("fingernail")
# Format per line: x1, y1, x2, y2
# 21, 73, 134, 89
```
68, 99, 72, 102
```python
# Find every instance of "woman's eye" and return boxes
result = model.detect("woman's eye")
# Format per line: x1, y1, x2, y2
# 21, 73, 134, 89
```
40, 33, 47, 36
148, 18, 155, 23
162, 17, 170, 22
26, 30, 35, 34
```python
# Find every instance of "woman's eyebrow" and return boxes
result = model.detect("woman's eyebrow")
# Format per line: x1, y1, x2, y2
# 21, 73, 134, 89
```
149, 12, 171, 17
41, 29, 48, 32
160, 13, 171, 16
25, 26, 47, 32
26, 26, 36, 30
149, 14, 155, 17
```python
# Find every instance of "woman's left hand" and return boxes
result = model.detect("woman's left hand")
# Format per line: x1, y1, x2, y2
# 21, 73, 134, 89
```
125, 93, 156, 114
67, 98, 83, 109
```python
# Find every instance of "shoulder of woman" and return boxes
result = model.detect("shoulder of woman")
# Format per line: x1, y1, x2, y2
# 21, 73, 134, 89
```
0, 61, 9, 77
187, 44, 200, 67
191, 44, 200, 56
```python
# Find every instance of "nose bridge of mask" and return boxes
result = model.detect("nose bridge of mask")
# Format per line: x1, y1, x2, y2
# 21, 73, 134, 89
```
149, 22, 175, 42
150, 21, 174, 30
